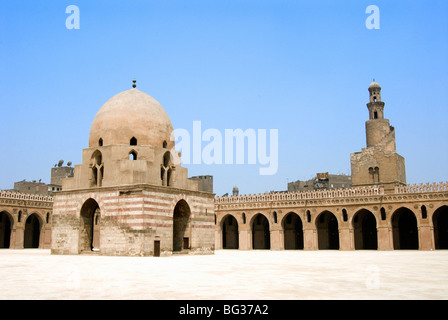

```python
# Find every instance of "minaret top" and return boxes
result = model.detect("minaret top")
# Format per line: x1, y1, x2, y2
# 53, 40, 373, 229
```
368, 79, 381, 90
132, 79, 136, 88
368, 80, 382, 103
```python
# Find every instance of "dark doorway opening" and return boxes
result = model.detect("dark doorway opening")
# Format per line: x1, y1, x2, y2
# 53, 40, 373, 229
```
80, 198, 100, 252
173, 200, 191, 252
282, 212, 303, 250
316, 211, 339, 250
24, 214, 41, 248
392, 208, 419, 249
0, 212, 12, 248
222, 215, 239, 249
353, 209, 378, 250
433, 206, 448, 249
252, 214, 270, 249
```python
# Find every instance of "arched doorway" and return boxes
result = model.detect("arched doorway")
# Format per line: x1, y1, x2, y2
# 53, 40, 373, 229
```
282, 212, 303, 250
24, 213, 42, 248
392, 207, 419, 249
80, 198, 101, 252
173, 200, 191, 252
0, 211, 12, 248
316, 211, 339, 250
433, 206, 448, 249
353, 209, 378, 250
252, 214, 270, 249
222, 214, 239, 249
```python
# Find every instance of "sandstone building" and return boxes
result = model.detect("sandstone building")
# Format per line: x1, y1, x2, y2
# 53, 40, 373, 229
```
1, 81, 447, 253
0, 191, 53, 249
50, 81, 215, 256
214, 82, 448, 251
350, 81, 406, 193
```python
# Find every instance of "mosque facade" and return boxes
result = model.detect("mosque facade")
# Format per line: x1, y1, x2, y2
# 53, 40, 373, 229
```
1, 81, 447, 253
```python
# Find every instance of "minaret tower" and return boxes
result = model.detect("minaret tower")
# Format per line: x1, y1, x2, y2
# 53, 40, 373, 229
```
365, 80, 396, 153
350, 81, 406, 193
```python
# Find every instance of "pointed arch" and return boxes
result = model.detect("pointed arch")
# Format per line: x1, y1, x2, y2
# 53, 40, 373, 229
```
352, 209, 377, 250
392, 207, 418, 250
129, 150, 137, 160
251, 213, 270, 249
0, 211, 13, 248
433, 205, 448, 249
221, 214, 239, 249
282, 212, 303, 250
79, 198, 101, 252
24, 213, 43, 248
316, 211, 339, 250
173, 199, 191, 252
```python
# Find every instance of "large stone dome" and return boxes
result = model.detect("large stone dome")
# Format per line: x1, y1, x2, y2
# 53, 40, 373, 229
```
89, 88, 174, 149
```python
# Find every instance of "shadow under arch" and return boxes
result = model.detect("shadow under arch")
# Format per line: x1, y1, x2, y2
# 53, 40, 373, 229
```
0, 211, 13, 248
281, 212, 303, 250
24, 213, 43, 248
352, 209, 378, 250
173, 199, 191, 252
392, 207, 418, 250
433, 205, 448, 249
79, 198, 101, 252
251, 213, 270, 250
221, 214, 239, 249
316, 210, 339, 250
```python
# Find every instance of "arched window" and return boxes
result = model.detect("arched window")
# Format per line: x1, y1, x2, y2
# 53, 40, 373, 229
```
342, 209, 348, 222
129, 150, 137, 160
91, 150, 104, 187
163, 140, 167, 148
130, 137, 137, 146
98, 138, 103, 146
161, 151, 173, 186
242, 213, 246, 224
163, 151, 170, 167
369, 167, 380, 184
273, 211, 278, 224
306, 210, 311, 223
421, 205, 427, 219
381, 207, 386, 220
167, 168, 172, 187
18, 211, 22, 223
46, 212, 50, 224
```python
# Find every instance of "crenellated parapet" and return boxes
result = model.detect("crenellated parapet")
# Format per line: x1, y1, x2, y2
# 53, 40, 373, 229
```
0, 190, 53, 209
215, 186, 384, 205
0, 190, 54, 202
394, 182, 448, 194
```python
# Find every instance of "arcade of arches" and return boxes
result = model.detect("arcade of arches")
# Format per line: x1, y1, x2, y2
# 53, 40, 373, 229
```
215, 191, 448, 251
0, 191, 53, 249
0, 211, 51, 249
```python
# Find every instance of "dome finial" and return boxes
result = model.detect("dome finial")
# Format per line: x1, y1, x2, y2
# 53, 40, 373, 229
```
132, 79, 136, 88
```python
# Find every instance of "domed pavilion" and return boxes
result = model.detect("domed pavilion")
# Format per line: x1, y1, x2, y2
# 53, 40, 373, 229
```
51, 81, 215, 256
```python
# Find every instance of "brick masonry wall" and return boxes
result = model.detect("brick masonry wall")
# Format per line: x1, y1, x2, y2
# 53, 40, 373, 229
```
51, 185, 214, 256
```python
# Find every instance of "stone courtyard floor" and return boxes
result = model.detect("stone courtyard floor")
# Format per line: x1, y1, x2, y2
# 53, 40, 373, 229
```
0, 249, 447, 300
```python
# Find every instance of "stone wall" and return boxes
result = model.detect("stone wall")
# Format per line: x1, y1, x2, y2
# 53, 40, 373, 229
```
52, 185, 215, 256
214, 183, 448, 251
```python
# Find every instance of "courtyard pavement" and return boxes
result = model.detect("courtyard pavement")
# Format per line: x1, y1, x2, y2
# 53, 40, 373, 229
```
0, 249, 447, 300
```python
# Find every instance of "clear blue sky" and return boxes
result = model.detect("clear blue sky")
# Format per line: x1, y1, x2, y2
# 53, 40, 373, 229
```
0, 0, 447, 196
